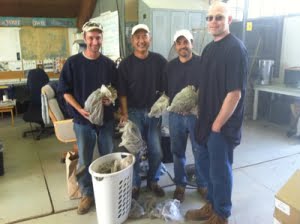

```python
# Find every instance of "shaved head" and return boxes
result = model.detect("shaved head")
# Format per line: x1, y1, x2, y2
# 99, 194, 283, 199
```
208, 1, 231, 17
206, 1, 232, 41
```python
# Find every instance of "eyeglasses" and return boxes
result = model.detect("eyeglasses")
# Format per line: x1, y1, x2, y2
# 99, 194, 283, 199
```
205, 15, 225, 22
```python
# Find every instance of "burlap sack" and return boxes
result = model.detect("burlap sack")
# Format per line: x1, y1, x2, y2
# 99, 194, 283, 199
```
65, 152, 82, 199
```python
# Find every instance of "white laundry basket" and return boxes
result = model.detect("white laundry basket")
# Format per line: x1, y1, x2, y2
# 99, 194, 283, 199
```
89, 152, 135, 224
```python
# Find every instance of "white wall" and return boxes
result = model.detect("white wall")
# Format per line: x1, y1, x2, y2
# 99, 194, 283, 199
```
68, 28, 80, 55
278, 15, 300, 82
0, 28, 21, 61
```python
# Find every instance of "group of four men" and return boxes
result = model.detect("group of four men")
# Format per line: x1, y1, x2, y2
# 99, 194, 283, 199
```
58, 2, 248, 224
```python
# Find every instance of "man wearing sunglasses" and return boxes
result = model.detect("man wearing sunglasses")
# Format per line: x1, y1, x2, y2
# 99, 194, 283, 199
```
186, 2, 248, 224
58, 21, 117, 215
118, 24, 167, 200
163, 29, 207, 203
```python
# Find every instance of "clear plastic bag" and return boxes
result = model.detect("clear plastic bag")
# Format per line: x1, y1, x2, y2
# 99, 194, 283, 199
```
84, 84, 117, 126
149, 199, 184, 222
119, 120, 146, 154
128, 199, 145, 219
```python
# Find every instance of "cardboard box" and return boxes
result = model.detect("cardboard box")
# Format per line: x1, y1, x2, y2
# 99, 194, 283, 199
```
274, 170, 300, 224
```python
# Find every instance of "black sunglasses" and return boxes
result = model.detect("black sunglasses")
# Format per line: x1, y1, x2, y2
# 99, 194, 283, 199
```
206, 15, 225, 22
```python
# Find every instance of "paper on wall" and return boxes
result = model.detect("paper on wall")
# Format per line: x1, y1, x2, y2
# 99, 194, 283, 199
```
23, 60, 36, 70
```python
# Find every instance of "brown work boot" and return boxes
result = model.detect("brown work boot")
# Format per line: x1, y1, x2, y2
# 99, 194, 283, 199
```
132, 186, 140, 200
173, 186, 185, 203
77, 195, 94, 215
148, 182, 165, 197
197, 186, 208, 199
185, 203, 213, 221
203, 212, 228, 224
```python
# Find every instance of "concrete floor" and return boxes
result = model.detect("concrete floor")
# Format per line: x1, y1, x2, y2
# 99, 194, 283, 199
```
0, 116, 300, 224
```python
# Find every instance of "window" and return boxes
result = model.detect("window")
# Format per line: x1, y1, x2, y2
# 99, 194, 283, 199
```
228, 0, 300, 20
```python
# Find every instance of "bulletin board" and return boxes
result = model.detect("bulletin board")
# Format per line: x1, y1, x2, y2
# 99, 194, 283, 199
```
20, 26, 70, 60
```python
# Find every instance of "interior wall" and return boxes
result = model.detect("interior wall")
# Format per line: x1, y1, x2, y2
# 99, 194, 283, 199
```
91, 0, 126, 57
278, 15, 300, 82
0, 28, 21, 62
68, 28, 79, 55
125, 0, 138, 22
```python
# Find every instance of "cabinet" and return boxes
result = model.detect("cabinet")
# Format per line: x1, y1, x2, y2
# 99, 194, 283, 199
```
138, 0, 210, 59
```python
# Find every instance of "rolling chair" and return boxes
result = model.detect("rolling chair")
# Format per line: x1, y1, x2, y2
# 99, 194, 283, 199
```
41, 83, 77, 162
22, 68, 53, 140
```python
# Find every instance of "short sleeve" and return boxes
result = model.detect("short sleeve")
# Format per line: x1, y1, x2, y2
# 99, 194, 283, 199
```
58, 59, 73, 94
225, 45, 248, 92
117, 60, 128, 96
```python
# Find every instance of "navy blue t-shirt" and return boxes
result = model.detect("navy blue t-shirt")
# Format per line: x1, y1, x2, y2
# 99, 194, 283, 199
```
58, 53, 117, 125
163, 54, 201, 102
196, 34, 248, 146
118, 52, 167, 109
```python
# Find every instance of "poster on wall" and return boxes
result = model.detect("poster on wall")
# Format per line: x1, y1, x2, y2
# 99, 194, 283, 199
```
0, 62, 9, 71
8, 61, 22, 71
90, 11, 120, 61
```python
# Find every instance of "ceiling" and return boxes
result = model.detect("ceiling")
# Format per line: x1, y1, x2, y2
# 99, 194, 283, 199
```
0, 0, 97, 30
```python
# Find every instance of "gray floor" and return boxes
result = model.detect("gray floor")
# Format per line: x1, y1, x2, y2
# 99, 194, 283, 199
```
0, 116, 300, 224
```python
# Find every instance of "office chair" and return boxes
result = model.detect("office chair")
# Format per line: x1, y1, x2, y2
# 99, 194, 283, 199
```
22, 68, 53, 140
41, 83, 78, 162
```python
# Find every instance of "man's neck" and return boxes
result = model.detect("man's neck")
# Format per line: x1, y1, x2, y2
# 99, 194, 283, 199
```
83, 50, 100, 60
214, 31, 230, 42
134, 50, 149, 59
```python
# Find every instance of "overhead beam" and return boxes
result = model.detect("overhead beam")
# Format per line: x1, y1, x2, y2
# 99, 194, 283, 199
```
0, 0, 81, 18
77, 0, 97, 31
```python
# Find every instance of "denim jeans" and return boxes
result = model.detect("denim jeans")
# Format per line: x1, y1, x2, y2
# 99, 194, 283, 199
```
198, 131, 234, 218
74, 120, 114, 196
169, 112, 207, 188
128, 108, 162, 188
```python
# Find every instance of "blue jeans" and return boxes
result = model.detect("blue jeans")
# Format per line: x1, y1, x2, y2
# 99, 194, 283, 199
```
198, 131, 234, 218
74, 120, 114, 197
169, 112, 207, 188
128, 108, 162, 188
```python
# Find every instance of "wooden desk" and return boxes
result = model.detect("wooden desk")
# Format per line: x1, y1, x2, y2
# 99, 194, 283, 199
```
0, 100, 17, 126
253, 84, 300, 120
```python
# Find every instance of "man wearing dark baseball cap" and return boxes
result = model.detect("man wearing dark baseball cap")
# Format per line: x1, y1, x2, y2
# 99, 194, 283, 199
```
58, 20, 117, 215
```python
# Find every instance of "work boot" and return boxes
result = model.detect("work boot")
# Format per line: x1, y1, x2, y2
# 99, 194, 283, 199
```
203, 212, 228, 224
185, 203, 213, 221
132, 186, 140, 200
173, 186, 185, 203
77, 195, 94, 215
197, 186, 208, 199
148, 182, 165, 197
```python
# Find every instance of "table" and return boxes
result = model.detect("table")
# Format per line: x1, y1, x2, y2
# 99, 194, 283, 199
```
253, 84, 300, 120
0, 100, 17, 126
0, 78, 59, 86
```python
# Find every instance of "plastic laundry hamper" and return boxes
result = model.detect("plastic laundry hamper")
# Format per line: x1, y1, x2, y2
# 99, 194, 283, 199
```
89, 152, 135, 224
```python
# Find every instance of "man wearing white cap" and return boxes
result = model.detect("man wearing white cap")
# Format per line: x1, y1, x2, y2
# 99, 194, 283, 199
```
118, 24, 167, 199
59, 21, 117, 215
163, 29, 207, 203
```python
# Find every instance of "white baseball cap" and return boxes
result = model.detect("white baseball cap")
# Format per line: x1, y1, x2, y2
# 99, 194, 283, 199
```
131, 24, 150, 35
82, 21, 103, 33
173, 29, 193, 43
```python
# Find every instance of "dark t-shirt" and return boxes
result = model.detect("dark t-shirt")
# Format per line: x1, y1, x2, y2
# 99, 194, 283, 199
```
58, 53, 117, 125
118, 52, 167, 109
196, 34, 248, 146
163, 54, 201, 102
